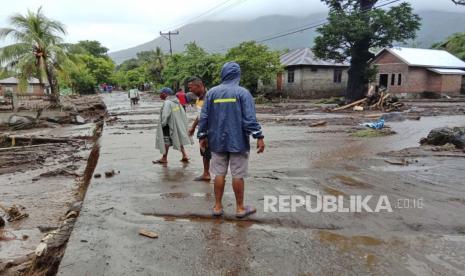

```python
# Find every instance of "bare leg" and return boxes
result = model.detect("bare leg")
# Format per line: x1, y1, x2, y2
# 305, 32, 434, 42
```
213, 175, 226, 212
153, 145, 169, 163
203, 157, 211, 179
180, 146, 189, 161
232, 178, 245, 213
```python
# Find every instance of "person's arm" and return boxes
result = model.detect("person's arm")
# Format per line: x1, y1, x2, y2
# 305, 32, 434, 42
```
197, 96, 209, 138
160, 101, 171, 127
241, 91, 265, 153
189, 116, 199, 136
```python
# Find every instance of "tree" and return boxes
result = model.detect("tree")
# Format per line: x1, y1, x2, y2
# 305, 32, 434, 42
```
432, 32, 465, 61
72, 40, 109, 58
226, 41, 282, 94
68, 65, 96, 94
162, 42, 224, 89
313, 0, 421, 101
0, 8, 73, 102
77, 54, 115, 84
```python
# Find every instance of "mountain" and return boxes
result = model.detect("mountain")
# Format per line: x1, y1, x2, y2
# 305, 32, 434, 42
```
109, 10, 465, 64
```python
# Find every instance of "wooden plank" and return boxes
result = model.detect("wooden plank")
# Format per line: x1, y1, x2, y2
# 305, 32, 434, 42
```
332, 98, 367, 111
139, 229, 158, 239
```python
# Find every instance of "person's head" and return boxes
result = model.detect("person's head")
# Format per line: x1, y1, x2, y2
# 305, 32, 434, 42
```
159, 87, 174, 100
221, 62, 241, 83
187, 77, 205, 97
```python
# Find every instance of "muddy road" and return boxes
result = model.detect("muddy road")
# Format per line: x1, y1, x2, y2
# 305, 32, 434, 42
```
55, 92, 465, 275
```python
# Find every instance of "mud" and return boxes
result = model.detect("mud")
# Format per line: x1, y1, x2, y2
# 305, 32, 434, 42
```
54, 92, 465, 275
0, 95, 105, 275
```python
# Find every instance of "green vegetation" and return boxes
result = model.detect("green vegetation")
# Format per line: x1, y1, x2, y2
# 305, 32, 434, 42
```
432, 32, 465, 60
113, 41, 282, 94
313, 0, 421, 101
0, 7, 73, 101
351, 128, 396, 137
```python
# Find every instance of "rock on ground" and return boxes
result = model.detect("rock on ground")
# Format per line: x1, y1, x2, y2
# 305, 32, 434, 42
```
421, 127, 465, 149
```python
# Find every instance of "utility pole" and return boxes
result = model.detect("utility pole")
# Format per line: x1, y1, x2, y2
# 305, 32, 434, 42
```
159, 30, 179, 56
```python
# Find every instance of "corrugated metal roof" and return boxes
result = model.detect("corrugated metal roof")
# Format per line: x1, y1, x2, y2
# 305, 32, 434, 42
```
0, 77, 41, 84
385, 47, 465, 68
280, 48, 349, 67
427, 68, 465, 75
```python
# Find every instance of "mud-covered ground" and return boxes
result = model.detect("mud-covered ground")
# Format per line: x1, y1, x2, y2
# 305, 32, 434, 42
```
0, 95, 105, 275
55, 92, 465, 275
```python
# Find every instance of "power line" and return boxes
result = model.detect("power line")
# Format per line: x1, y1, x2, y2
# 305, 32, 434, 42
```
162, 0, 235, 32
210, 0, 402, 52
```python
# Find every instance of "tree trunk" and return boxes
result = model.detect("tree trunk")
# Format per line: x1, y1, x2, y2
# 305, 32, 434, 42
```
45, 65, 59, 104
345, 0, 377, 102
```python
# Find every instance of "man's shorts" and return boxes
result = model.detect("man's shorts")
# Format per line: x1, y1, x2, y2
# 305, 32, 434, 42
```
210, 152, 249, 178
162, 126, 172, 146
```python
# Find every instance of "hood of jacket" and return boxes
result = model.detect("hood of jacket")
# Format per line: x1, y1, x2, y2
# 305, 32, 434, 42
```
221, 62, 241, 84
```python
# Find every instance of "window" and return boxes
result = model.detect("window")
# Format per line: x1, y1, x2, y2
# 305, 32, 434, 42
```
287, 69, 295, 83
333, 69, 342, 83
397, 74, 402, 86
391, 74, 395, 86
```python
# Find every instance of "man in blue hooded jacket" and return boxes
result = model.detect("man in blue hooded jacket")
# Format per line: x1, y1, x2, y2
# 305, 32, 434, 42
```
198, 62, 265, 218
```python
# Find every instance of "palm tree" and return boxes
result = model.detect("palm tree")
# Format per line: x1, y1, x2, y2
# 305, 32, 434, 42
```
0, 7, 72, 103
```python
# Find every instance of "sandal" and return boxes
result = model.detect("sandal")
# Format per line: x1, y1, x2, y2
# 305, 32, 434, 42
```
180, 157, 190, 163
236, 205, 256, 219
212, 208, 224, 217
152, 160, 167, 164
194, 175, 211, 182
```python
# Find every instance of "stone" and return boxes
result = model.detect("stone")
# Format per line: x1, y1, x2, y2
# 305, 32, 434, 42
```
421, 127, 465, 149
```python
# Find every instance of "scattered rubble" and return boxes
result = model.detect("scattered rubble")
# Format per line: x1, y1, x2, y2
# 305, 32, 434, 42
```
0, 204, 29, 222
332, 92, 404, 112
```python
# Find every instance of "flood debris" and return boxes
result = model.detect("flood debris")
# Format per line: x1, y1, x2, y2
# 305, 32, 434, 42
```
384, 158, 409, 166
0, 216, 4, 228
0, 203, 29, 222
309, 120, 327, 127
139, 229, 159, 239
332, 92, 404, 112
105, 169, 116, 177
94, 173, 102, 178
420, 127, 465, 149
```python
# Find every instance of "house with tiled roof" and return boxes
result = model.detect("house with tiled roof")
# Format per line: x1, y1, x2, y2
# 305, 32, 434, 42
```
262, 48, 349, 98
370, 47, 465, 95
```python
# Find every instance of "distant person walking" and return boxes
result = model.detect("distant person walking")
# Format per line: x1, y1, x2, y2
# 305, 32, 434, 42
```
187, 77, 211, 181
154, 87, 191, 164
176, 88, 188, 111
128, 88, 140, 105
198, 62, 265, 218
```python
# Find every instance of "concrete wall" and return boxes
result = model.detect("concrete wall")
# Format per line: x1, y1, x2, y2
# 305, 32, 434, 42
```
279, 66, 347, 98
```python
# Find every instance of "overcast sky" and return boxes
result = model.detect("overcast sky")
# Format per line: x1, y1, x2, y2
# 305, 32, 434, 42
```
0, 0, 462, 52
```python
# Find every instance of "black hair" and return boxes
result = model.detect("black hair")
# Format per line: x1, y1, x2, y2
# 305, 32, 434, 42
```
186, 76, 204, 85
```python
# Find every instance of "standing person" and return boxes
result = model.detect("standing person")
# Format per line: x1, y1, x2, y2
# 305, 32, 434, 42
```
154, 87, 191, 164
197, 62, 265, 218
187, 77, 211, 182
128, 88, 140, 105
176, 88, 188, 111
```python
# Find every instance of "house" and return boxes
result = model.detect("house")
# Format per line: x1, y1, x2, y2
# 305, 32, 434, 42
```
0, 77, 46, 96
370, 47, 465, 96
261, 48, 349, 98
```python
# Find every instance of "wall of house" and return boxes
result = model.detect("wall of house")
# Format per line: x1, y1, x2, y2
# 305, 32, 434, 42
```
440, 75, 462, 94
280, 66, 347, 98
0, 84, 44, 96
372, 51, 410, 94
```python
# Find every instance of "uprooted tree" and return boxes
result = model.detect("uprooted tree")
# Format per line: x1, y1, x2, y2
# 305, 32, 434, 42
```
313, 0, 421, 102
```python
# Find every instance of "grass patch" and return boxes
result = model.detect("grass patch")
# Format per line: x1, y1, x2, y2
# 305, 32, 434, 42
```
350, 128, 396, 138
